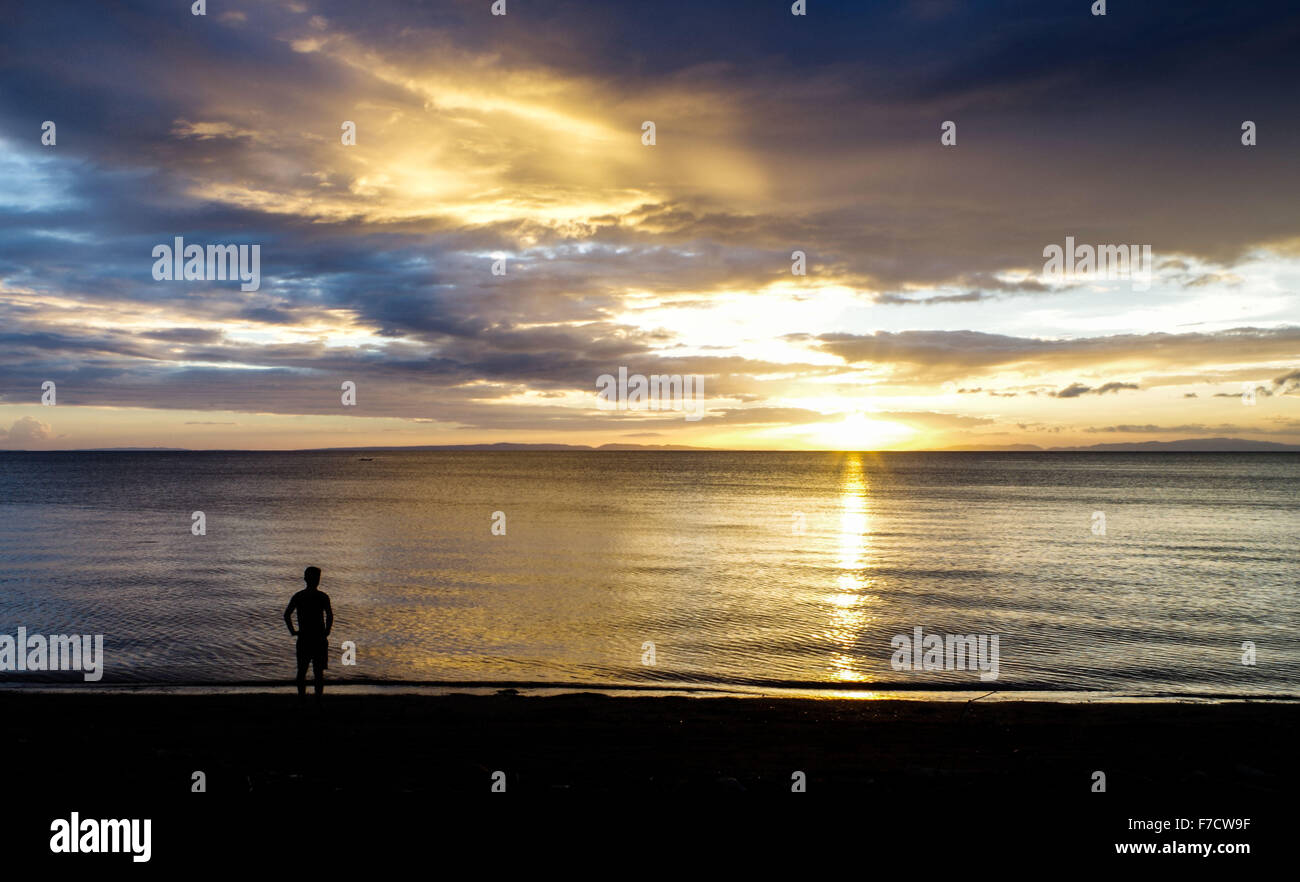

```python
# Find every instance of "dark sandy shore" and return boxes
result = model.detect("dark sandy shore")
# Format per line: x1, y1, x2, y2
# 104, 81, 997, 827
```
5, 691, 1292, 864
3, 691, 1294, 797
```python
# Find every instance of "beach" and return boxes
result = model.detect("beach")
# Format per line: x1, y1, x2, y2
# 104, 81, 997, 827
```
3, 690, 1292, 864
4, 690, 1293, 796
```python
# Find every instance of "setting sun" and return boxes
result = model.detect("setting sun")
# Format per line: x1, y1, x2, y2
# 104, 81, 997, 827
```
816, 413, 914, 451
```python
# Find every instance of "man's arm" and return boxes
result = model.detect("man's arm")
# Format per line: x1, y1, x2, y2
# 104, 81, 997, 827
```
283, 596, 298, 636
324, 595, 334, 637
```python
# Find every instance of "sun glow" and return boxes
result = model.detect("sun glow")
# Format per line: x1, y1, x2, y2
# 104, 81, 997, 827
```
816, 413, 914, 451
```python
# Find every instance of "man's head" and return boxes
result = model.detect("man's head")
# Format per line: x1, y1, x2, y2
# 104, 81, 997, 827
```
304, 566, 321, 589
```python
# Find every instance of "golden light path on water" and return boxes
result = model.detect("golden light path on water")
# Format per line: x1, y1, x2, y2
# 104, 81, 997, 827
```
825, 454, 880, 682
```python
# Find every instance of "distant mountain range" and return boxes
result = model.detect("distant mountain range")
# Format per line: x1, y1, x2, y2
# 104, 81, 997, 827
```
43, 442, 715, 452
298, 442, 715, 452
937, 437, 1300, 452
13, 437, 1300, 453
44, 446, 193, 452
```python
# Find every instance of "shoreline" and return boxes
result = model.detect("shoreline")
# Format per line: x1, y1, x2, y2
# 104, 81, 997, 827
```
3, 681, 1297, 702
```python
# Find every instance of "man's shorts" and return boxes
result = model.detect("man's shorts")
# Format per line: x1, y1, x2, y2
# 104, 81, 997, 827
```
296, 637, 328, 670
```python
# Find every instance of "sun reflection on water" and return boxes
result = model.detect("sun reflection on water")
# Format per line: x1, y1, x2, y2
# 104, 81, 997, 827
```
825, 454, 878, 681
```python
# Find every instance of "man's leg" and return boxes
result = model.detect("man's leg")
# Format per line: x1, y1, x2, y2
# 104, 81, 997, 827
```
313, 657, 324, 698
296, 654, 310, 698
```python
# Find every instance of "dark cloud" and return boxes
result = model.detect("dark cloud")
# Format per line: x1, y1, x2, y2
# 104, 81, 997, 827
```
809, 328, 1300, 381
141, 328, 225, 344
1051, 382, 1138, 398
1272, 369, 1300, 394
1213, 386, 1271, 398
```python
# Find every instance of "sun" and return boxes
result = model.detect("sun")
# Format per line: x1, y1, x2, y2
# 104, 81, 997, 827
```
816, 413, 914, 451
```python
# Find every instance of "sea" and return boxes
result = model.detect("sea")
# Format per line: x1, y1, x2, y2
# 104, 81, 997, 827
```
0, 450, 1296, 696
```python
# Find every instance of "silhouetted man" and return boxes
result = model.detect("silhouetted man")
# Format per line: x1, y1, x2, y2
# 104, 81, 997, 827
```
284, 566, 333, 703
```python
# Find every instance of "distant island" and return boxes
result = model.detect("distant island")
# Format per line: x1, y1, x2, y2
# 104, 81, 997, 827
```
935, 437, 1300, 453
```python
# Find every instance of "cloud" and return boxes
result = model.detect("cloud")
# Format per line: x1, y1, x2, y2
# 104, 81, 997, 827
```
1043, 381, 1139, 398
808, 328, 1300, 382
2, 0, 1300, 446
1, 416, 53, 447
1272, 369, 1300, 394
1213, 385, 1271, 398
707, 407, 829, 426
873, 411, 995, 430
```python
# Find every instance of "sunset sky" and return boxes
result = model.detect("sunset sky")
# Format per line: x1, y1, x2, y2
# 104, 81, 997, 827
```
2, 0, 1298, 450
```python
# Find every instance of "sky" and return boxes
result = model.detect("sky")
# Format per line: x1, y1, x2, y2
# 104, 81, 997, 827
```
1, 0, 1298, 450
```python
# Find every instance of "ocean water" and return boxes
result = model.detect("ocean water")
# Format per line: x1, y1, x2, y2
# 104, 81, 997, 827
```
0, 450, 1296, 694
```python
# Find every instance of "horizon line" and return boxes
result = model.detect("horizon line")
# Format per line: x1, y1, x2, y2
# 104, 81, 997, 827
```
4, 436, 1300, 454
